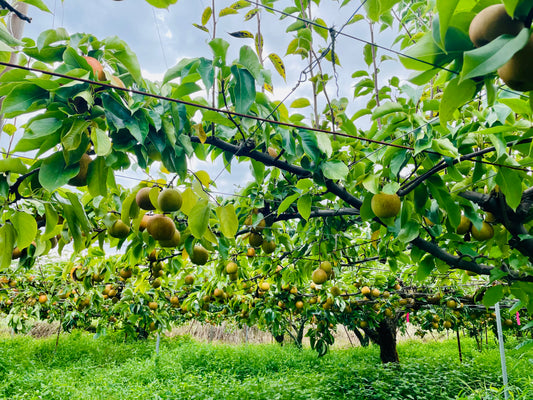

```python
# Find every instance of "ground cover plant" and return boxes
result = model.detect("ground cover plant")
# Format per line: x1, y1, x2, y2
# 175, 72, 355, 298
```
0, 330, 531, 400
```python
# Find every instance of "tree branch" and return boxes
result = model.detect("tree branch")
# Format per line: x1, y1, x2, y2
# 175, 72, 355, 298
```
0, 0, 31, 23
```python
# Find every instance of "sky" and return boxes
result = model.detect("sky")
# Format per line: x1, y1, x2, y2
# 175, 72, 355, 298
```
12, 0, 405, 194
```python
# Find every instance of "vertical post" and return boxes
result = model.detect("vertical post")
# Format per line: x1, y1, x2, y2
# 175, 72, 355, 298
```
494, 303, 509, 400
244, 325, 248, 343
456, 328, 462, 363
155, 333, 160, 355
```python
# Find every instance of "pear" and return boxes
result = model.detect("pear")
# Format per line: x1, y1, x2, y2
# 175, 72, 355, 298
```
469, 4, 524, 48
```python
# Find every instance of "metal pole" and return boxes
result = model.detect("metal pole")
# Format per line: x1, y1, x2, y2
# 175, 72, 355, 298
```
494, 303, 509, 400
456, 328, 462, 363
156, 333, 161, 355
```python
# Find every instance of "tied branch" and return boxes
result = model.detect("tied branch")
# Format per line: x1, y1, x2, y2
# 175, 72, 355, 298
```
0, 0, 31, 23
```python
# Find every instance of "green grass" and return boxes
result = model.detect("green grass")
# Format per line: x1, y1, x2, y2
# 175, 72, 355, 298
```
0, 330, 531, 400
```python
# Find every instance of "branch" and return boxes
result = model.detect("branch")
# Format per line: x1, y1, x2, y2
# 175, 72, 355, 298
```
0, 0, 31, 23
397, 138, 533, 197
275, 207, 359, 222
190, 136, 311, 178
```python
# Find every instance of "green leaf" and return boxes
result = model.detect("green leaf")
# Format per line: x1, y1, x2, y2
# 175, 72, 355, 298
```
299, 130, 320, 163
277, 193, 299, 215
0, 158, 28, 174
66, 192, 90, 234
416, 255, 435, 281
0, 23, 23, 47
12, 211, 37, 249
216, 204, 239, 238
121, 191, 139, 224
21, 0, 51, 12
461, 28, 530, 80
189, 199, 210, 239
290, 98, 311, 108
297, 194, 312, 221
482, 285, 505, 307
495, 167, 523, 210
62, 119, 90, 151
0, 224, 15, 269
440, 77, 477, 124
44, 203, 58, 239
231, 65, 255, 114
37, 28, 68, 50
397, 220, 419, 243
209, 38, 230, 67
431, 138, 459, 158
1, 83, 49, 118
296, 178, 313, 192
371, 102, 404, 120
321, 160, 349, 180
91, 128, 112, 156
202, 110, 235, 128
436, 0, 460, 49
144, 0, 178, 9
87, 157, 108, 198
38, 152, 77, 192
364, 0, 400, 22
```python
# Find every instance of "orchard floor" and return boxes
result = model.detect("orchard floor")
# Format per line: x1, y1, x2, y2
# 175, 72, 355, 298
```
0, 330, 531, 400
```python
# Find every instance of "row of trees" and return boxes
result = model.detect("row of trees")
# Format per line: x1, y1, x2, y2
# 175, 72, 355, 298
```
0, 0, 532, 363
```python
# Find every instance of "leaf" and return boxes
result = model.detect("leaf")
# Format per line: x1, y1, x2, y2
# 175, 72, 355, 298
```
0, 158, 27, 174
192, 124, 207, 144
268, 53, 286, 80
290, 98, 311, 108
1, 83, 49, 118
461, 28, 530, 80
87, 157, 108, 198
482, 285, 505, 307
61, 119, 90, 151
188, 199, 210, 239
436, 0, 460, 49
321, 160, 349, 180
193, 23, 209, 33
231, 65, 255, 114
202, 110, 235, 128
297, 194, 312, 221
44, 203, 58, 239
91, 128, 112, 156
216, 204, 239, 238
202, 6, 213, 25
372, 102, 404, 120
12, 211, 37, 249
277, 193, 299, 215
440, 77, 477, 124
0, 224, 15, 269
209, 38, 230, 66
144, 0, 178, 8
244, 8, 259, 21
229, 31, 254, 38
38, 152, 77, 192
219, 7, 238, 17
495, 167, 523, 210
416, 255, 435, 281
431, 138, 459, 158
180, 188, 198, 216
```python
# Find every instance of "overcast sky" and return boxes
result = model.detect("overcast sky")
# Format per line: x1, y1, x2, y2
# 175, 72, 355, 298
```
15, 0, 404, 194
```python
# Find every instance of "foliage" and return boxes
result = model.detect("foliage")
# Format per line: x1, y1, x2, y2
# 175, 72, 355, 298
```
0, 0, 533, 359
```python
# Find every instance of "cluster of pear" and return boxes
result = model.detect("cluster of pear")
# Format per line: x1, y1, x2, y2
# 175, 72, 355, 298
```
469, 4, 533, 91
245, 213, 276, 254
134, 186, 182, 245
225, 261, 239, 281
456, 214, 494, 241
311, 261, 333, 285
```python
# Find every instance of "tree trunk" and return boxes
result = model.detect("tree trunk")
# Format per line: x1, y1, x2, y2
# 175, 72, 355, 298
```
363, 318, 399, 364
376, 319, 399, 363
